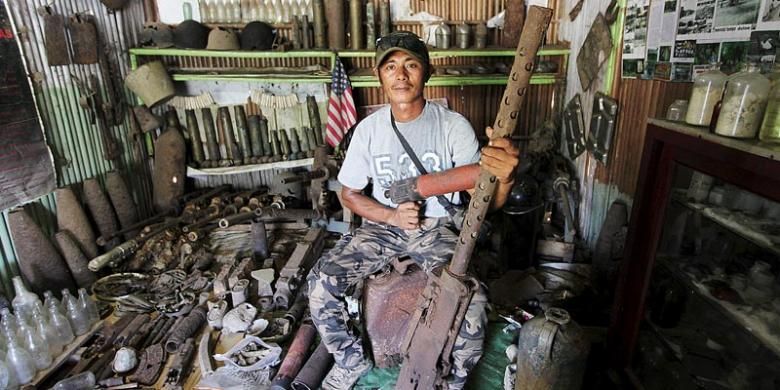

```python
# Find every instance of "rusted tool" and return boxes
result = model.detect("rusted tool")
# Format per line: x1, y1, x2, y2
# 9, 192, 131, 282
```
234, 106, 252, 164
185, 109, 206, 166
396, 7, 552, 389
275, 228, 325, 309
271, 321, 317, 389
201, 108, 220, 166
72, 73, 120, 162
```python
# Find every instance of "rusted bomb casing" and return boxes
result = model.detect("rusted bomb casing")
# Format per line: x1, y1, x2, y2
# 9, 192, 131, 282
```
83, 178, 121, 250
291, 342, 334, 390
503, 0, 526, 48
8, 209, 76, 294
379, 0, 391, 37
165, 305, 207, 353
312, 0, 327, 48
365, 1, 376, 50
54, 231, 97, 288
325, 0, 345, 49
248, 115, 263, 158
306, 96, 323, 145
218, 107, 242, 163
152, 122, 187, 213
185, 109, 205, 165
201, 108, 220, 163
297, 128, 311, 155
105, 171, 140, 240
289, 128, 302, 159
259, 116, 272, 161
304, 127, 317, 156
279, 129, 292, 160
349, 0, 363, 50
55, 187, 99, 259
270, 130, 282, 162
271, 322, 318, 389
301, 15, 311, 49
234, 106, 252, 164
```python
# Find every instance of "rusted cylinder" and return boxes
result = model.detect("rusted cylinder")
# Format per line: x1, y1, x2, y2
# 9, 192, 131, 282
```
259, 117, 272, 160
297, 128, 310, 155
279, 129, 291, 160
201, 108, 220, 164
503, 0, 526, 48
304, 127, 317, 154
379, 0, 391, 37
83, 178, 121, 250
54, 231, 97, 288
289, 128, 302, 159
8, 209, 75, 294
291, 15, 302, 49
105, 171, 140, 240
455, 23, 471, 49
248, 115, 263, 158
218, 107, 242, 163
165, 305, 207, 353
301, 15, 311, 49
325, 0, 345, 49
271, 322, 317, 390
234, 106, 252, 164
365, 1, 376, 50
312, 0, 327, 48
349, 0, 363, 50
55, 187, 98, 259
270, 130, 282, 162
152, 122, 186, 213
185, 109, 205, 165
291, 342, 334, 390
306, 96, 323, 146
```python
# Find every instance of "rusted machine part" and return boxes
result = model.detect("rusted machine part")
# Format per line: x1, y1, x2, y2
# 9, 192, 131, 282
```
379, 0, 391, 37
43, 9, 70, 65
365, 1, 376, 50
163, 337, 196, 388
270, 130, 282, 162
284, 291, 308, 324
289, 128, 302, 159
397, 8, 553, 389
502, 0, 526, 48
364, 261, 428, 368
279, 129, 292, 160
306, 96, 323, 146
69, 14, 98, 64
106, 171, 140, 240
384, 163, 480, 203
55, 187, 99, 259
130, 343, 166, 386
251, 220, 269, 260
54, 231, 97, 288
274, 228, 325, 309
152, 118, 187, 213
247, 115, 263, 160
325, 0, 345, 49
234, 106, 252, 164
291, 342, 334, 390
312, 0, 326, 48
149, 317, 177, 347
201, 108, 220, 164
271, 322, 318, 390
301, 15, 311, 49
165, 305, 207, 353
349, 0, 363, 49
259, 116, 272, 161
116, 313, 151, 346
84, 178, 121, 250
8, 209, 76, 294
127, 314, 163, 348
219, 107, 243, 163
185, 109, 206, 166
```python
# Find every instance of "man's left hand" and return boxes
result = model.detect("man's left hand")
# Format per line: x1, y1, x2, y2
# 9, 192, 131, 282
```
480, 127, 519, 184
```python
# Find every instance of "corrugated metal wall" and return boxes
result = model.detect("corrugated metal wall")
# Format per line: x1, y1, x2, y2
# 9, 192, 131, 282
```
0, 0, 150, 298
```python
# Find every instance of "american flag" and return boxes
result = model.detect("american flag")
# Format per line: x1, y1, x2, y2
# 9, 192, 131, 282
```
325, 58, 356, 147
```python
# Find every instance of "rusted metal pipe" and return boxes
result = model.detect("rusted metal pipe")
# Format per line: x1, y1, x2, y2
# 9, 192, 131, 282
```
165, 305, 207, 353
271, 322, 317, 390
291, 342, 333, 390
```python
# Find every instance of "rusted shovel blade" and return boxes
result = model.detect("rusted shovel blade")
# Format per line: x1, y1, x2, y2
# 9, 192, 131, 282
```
69, 14, 98, 64
43, 11, 70, 65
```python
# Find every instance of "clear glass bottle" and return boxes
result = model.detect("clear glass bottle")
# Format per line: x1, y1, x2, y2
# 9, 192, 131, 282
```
200, 0, 211, 23
183, 1, 193, 19
759, 63, 780, 143
254, 0, 264, 21
47, 303, 75, 346
216, 0, 228, 23
3, 326, 35, 385
62, 289, 89, 336
241, 0, 252, 22
209, 0, 220, 23
52, 371, 95, 390
16, 314, 50, 370
666, 99, 689, 122
77, 288, 99, 325
715, 64, 770, 138
231, 0, 242, 22
0, 357, 19, 390
0, 309, 18, 347
685, 66, 726, 126
10, 277, 39, 322
272, 0, 283, 23
32, 309, 62, 357
43, 291, 64, 319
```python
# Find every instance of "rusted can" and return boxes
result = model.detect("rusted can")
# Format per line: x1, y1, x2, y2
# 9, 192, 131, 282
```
55, 187, 99, 259
312, 0, 327, 48
474, 22, 488, 49
325, 0, 345, 49
455, 23, 471, 49
435, 23, 451, 49
349, 0, 363, 49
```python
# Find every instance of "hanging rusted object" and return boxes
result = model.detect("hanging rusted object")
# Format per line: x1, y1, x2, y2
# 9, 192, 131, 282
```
42, 8, 70, 65
502, 0, 526, 48
8, 209, 76, 294
54, 231, 97, 288
83, 178, 121, 250
105, 171, 140, 240
153, 114, 187, 213
515, 308, 590, 390
100, 0, 129, 10
55, 187, 99, 259
325, 0, 345, 49
69, 14, 98, 64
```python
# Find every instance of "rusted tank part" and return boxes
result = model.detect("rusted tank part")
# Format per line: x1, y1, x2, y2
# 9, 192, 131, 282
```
502, 0, 526, 48
186, 109, 206, 166
8, 209, 76, 294
69, 14, 98, 64
54, 231, 97, 288
105, 171, 140, 240
201, 108, 220, 163
516, 308, 590, 390
349, 0, 363, 49
83, 178, 121, 250
165, 305, 207, 353
152, 120, 186, 213
271, 322, 318, 389
312, 0, 327, 48
234, 106, 252, 164
363, 262, 427, 367
379, 0, 391, 37
43, 10, 70, 65
325, 0, 346, 49
306, 96, 323, 146
55, 187, 99, 259
291, 342, 334, 390
130, 343, 165, 385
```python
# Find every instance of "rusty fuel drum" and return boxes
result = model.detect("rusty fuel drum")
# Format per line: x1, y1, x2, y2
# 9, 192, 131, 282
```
234, 106, 252, 164
54, 231, 97, 289
325, 0, 345, 49
105, 170, 140, 240
306, 96, 323, 145
55, 187, 99, 259
312, 0, 326, 48
185, 109, 206, 165
84, 178, 121, 250
201, 108, 220, 165
271, 322, 317, 390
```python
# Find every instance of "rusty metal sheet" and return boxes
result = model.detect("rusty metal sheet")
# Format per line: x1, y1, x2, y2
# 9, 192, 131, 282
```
69, 14, 98, 64
576, 13, 612, 92
42, 10, 69, 65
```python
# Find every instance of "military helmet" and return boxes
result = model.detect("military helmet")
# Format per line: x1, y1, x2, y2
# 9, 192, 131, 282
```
139, 23, 174, 48
100, 0, 129, 10
173, 20, 209, 49
240, 21, 275, 50
207, 27, 240, 50
503, 175, 542, 215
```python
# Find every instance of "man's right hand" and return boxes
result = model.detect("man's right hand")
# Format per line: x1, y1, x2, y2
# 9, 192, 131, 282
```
387, 202, 421, 230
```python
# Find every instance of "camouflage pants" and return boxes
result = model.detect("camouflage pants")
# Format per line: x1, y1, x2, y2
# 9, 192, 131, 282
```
307, 218, 488, 389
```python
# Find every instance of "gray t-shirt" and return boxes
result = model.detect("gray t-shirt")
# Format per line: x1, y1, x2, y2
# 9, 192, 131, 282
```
338, 101, 480, 218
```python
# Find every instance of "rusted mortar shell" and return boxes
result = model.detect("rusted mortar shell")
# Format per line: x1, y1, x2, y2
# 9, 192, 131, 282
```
235, 106, 252, 162
105, 171, 140, 240
186, 109, 206, 165
306, 96, 323, 145
83, 178, 121, 250
259, 116, 272, 157
248, 115, 263, 157
54, 231, 97, 288
201, 108, 220, 163
55, 187, 99, 259
325, 0, 346, 49
152, 123, 187, 213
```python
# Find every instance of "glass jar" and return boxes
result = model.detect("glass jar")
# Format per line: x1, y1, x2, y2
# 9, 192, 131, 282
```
715, 65, 770, 138
759, 64, 780, 143
666, 99, 689, 122
685, 67, 726, 126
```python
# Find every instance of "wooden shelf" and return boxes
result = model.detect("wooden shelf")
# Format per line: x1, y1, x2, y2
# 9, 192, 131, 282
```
187, 158, 313, 176
650, 119, 780, 162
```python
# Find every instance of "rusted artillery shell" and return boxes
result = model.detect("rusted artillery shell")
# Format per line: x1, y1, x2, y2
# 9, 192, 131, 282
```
259, 117, 272, 157
234, 106, 252, 162
313, 0, 326, 48
218, 107, 242, 163
186, 109, 205, 165
165, 305, 207, 353
298, 128, 310, 154
503, 0, 526, 48
270, 130, 282, 162
54, 231, 97, 288
55, 187, 99, 259
365, 2, 376, 50
291, 342, 334, 390
201, 108, 220, 163
304, 127, 317, 152
248, 115, 263, 157
153, 125, 187, 213
379, 0, 391, 37
349, 0, 363, 50
8, 209, 75, 294
83, 178, 121, 250
306, 96, 323, 146
325, 0, 346, 49
105, 171, 140, 240
272, 322, 317, 389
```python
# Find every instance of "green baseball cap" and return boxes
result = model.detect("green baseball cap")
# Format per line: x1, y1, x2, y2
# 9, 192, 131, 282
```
375, 31, 431, 69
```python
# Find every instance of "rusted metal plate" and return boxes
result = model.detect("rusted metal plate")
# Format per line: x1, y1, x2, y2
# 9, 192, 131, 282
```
576, 13, 612, 92
69, 15, 98, 64
42, 11, 70, 65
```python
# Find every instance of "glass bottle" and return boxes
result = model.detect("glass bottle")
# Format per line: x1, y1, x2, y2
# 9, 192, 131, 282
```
10, 277, 39, 322
216, 0, 228, 23
52, 371, 95, 390
685, 66, 726, 126
254, 0, 264, 21
759, 63, 780, 143
0, 357, 19, 390
0, 309, 18, 347
282, 0, 291, 22
77, 288, 99, 325
209, 0, 220, 23
47, 303, 75, 346
3, 326, 35, 385
16, 314, 50, 370
241, 0, 252, 22
231, 0, 242, 22
62, 289, 89, 336
32, 309, 62, 357
183, 1, 193, 19
715, 64, 770, 138
43, 291, 64, 319
200, 0, 211, 23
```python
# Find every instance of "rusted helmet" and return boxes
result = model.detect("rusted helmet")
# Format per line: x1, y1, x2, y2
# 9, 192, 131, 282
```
207, 27, 240, 50
124, 61, 175, 107
100, 0, 129, 10
240, 21, 275, 50
139, 23, 174, 48
173, 20, 209, 49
